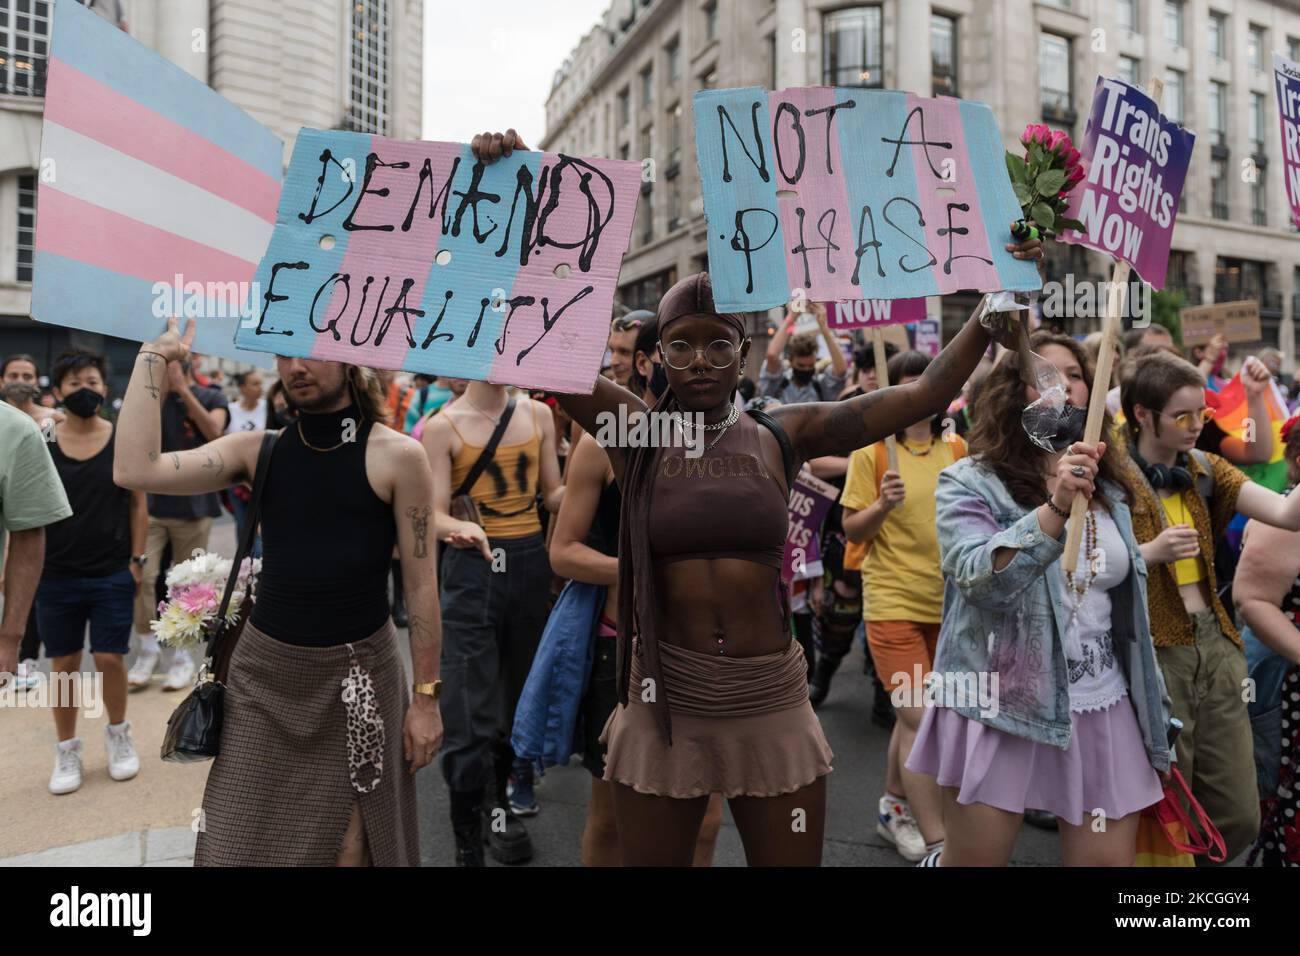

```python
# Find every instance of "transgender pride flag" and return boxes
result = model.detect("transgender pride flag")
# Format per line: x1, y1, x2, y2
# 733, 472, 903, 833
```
31, 0, 282, 362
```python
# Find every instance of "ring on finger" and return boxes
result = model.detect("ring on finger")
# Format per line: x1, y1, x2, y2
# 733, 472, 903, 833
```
1070, 465, 1087, 478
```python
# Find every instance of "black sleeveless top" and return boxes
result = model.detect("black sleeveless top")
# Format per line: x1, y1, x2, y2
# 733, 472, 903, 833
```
584, 478, 621, 558
44, 425, 132, 579
250, 404, 396, 646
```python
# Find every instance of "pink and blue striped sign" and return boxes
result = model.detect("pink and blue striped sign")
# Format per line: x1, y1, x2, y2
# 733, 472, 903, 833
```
32, 0, 282, 363
235, 129, 642, 393
694, 87, 1041, 312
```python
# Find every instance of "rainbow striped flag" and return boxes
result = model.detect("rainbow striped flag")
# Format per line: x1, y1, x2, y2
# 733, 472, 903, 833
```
1213, 370, 1291, 492
32, 0, 282, 362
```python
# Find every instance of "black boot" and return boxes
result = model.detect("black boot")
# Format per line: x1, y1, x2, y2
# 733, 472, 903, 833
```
483, 743, 532, 864
871, 676, 896, 730
808, 653, 843, 709
390, 559, 408, 628
449, 789, 485, 867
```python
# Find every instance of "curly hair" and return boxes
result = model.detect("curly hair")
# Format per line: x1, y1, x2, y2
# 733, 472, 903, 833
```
966, 331, 1131, 512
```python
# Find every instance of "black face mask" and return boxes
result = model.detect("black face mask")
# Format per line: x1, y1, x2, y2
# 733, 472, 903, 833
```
649, 362, 669, 399
62, 387, 105, 419
1023, 402, 1088, 452
791, 367, 815, 386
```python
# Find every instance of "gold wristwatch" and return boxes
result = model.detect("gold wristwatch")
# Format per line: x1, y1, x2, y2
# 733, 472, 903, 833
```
413, 680, 442, 700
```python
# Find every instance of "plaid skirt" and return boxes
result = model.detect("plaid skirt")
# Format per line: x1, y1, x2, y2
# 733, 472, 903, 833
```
193, 618, 419, 866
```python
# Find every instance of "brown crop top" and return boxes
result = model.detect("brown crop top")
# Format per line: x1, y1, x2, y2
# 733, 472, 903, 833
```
647, 409, 788, 568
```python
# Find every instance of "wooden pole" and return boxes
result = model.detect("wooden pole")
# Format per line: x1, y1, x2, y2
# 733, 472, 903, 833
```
1060, 74, 1162, 575
871, 328, 899, 471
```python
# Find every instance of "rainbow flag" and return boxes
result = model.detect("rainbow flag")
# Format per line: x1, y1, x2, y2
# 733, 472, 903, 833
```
1213, 371, 1291, 492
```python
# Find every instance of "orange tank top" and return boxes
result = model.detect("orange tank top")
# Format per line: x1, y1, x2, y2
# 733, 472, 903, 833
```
448, 401, 543, 539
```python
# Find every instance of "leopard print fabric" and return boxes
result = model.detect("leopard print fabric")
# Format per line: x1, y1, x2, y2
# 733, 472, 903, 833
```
341, 644, 385, 794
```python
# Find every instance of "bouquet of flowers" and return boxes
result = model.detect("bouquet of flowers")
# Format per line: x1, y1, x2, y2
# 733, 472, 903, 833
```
150, 549, 260, 650
1006, 123, 1087, 239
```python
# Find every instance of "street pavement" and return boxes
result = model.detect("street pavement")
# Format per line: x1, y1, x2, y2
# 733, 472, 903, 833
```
0, 512, 1167, 867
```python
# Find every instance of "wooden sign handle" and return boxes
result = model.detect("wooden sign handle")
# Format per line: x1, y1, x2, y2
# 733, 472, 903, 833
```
871, 328, 899, 472
1061, 261, 1130, 574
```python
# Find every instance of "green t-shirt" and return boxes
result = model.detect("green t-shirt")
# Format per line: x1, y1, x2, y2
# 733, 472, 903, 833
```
0, 402, 72, 576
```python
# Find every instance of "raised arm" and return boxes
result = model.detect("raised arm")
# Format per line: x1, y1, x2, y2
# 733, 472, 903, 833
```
113, 318, 260, 495
533, 398, 565, 514
1235, 480, 1300, 532
765, 315, 794, 375
549, 433, 619, 587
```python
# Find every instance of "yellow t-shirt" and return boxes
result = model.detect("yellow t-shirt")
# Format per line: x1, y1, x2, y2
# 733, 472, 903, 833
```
840, 435, 963, 623
1159, 491, 1207, 585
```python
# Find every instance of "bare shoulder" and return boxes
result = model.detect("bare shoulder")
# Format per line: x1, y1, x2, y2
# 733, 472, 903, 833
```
368, 425, 432, 491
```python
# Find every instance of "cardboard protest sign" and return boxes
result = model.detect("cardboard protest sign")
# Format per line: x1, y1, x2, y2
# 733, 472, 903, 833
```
1058, 77, 1194, 287
1179, 300, 1262, 347
1274, 53, 1300, 230
782, 468, 839, 583
31, 0, 282, 364
234, 129, 641, 393
694, 87, 1042, 312
826, 297, 926, 330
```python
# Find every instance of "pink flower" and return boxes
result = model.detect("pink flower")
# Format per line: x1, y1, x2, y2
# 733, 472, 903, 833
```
174, 583, 218, 615
1047, 129, 1071, 154
1068, 164, 1086, 184
1065, 146, 1081, 167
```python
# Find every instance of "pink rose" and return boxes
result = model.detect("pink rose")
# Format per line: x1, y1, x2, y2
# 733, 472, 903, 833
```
1020, 124, 1036, 146
1066, 146, 1081, 167
1047, 129, 1070, 154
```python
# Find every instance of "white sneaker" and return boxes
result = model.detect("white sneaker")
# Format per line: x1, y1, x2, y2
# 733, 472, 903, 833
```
127, 651, 159, 691
877, 794, 928, 862
49, 738, 84, 795
105, 721, 140, 782
15, 659, 40, 691
161, 652, 195, 691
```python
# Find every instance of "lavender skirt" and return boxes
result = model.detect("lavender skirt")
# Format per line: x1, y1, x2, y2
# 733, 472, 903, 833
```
905, 696, 1163, 826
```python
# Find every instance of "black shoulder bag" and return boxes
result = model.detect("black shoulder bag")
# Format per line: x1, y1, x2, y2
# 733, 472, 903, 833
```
747, 407, 797, 490
448, 396, 517, 527
161, 430, 279, 763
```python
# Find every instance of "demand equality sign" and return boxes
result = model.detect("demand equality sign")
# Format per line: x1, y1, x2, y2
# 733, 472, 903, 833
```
31, 0, 282, 364
1058, 77, 1195, 287
1274, 53, 1300, 230
235, 130, 642, 393
694, 87, 1042, 312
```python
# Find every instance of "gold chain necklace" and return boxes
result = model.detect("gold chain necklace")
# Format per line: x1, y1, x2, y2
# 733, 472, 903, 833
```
297, 415, 362, 452
465, 395, 508, 426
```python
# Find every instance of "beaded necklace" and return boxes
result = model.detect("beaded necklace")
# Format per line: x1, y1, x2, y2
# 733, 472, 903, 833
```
1063, 509, 1100, 634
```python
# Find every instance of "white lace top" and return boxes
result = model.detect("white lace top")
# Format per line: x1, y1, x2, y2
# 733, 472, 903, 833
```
1048, 507, 1130, 713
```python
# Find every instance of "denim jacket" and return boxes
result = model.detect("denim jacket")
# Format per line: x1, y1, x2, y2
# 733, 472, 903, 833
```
933, 457, 1173, 772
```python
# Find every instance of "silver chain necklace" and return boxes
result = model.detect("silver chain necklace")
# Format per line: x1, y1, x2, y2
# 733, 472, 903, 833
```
671, 404, 739, 432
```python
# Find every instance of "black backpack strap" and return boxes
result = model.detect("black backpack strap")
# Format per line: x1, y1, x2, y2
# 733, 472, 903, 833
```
454, 395, 517, 498
747, 407, 796, 490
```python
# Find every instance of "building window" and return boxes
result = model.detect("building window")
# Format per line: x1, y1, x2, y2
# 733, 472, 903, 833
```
617, 86, 630, 127
703, 0, 717, 43
640, 64, 653, 107
1163, 1, 1183, 49
1211, 158, 1228, 220
666, 36, 680, 82
639, 124, 653, 165
1166, 250, 1189, 293
1040, 0, 1070, 7
1118, 0, 1138, 34
1208, 12, 1226, 61
641, 190, 654, 245
1252, 171, 1267, 227
1208, 81, 1226, 147
931, 14, 958, 97
823, 6, 883, 88
348, 0, 389, 134
1039, 34, 1072, 119
1248, 25, 1266, 72
0, 0, 52, 96
16, 173, 37, 283
1163, 68, 1184, 124
1250, 92, 1266, 155
667, 103, 682, 169
1118, 55, 1140, 87
668, 176, 683, 231
620, 268, 677, 311
1290, 36, 1300, 63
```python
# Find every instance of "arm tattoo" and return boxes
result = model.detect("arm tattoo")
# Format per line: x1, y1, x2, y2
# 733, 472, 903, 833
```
199, 447, 225, 477
407, 505, 431, 559
821, 400, 872, 450
143, 354, 160, 400
148, 451, 158, 463
170, 452, 181, 470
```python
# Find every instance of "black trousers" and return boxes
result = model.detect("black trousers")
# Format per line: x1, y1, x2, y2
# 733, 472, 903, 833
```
438, 532, 552, 794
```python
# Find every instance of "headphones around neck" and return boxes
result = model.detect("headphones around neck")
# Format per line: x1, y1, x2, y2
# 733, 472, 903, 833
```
1130, 447, 1194, 491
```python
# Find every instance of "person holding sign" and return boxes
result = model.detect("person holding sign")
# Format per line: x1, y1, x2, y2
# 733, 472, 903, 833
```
909, 332, 1170, 866
840, 350, 966, 862
474, 124, 1045, 865
761, 302, 847, 405
114, 320, 443, 867
1118, 351, 1300, 862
